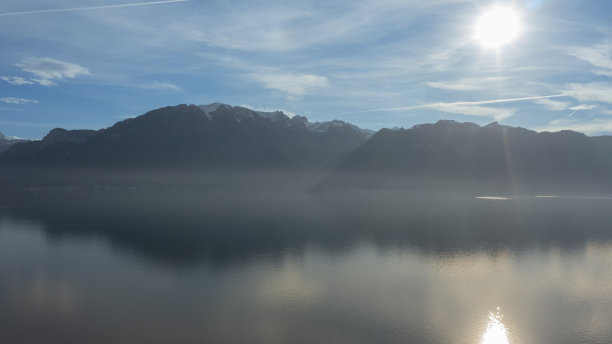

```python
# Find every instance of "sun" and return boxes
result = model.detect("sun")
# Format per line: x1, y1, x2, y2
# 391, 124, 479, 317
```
474, 7, 521, 48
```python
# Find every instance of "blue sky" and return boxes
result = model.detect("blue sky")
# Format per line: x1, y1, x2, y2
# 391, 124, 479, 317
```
2, 0, 612, 138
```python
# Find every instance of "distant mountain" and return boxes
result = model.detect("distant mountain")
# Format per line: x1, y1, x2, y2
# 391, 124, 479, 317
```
316, 120, 612, 191
1, 128, 97, 160
0, 103, 372, 169
0, 132, 30, 154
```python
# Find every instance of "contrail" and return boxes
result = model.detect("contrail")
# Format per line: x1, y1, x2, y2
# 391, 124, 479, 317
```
0, 0, 189, 17
341, 94, 570, 114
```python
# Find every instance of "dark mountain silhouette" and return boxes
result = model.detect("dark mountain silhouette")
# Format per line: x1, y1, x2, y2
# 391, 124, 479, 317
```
1, 128, 97, 160
316, 120, 612, 192
0, 103, 373, 169
0, 132, 30, 154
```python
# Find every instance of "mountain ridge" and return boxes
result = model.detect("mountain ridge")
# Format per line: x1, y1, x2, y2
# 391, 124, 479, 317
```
315, 119, 612, 192
0, 132, 30, 154
0, 103, 373, 169
3, 104, 612, 193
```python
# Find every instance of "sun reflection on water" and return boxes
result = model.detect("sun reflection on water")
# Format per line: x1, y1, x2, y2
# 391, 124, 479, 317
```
480, 308, 510, 344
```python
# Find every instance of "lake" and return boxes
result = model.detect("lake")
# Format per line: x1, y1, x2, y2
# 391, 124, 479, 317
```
1, 187, 611, 343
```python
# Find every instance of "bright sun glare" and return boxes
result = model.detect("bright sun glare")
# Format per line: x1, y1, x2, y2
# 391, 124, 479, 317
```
480, 310, 510, 344
474, 7, 521, 48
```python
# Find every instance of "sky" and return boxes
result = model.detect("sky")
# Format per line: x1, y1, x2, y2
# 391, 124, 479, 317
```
2, 0, 612, 138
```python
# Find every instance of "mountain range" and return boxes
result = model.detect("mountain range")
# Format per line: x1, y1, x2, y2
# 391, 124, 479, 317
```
0, 132, 29, 154
2, 104, 612, 191
0, 103, 373, 169
315, 120, 612, 191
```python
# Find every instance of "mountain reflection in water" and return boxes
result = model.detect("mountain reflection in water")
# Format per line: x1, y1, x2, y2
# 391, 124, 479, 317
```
1, 186, 612, 343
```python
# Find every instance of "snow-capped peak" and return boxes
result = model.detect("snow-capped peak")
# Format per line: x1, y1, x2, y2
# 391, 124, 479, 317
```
198, 102, 225, 118
254, 110, 289, 122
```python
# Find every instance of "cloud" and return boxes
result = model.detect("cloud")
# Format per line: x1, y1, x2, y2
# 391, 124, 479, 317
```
547, 117, 579, 126
426, 77, 511, 91
532, 98, 570, 111
0, 97, 38, 104
538, 118, 612, 135
170, 0, 465, 53
567, 43, 612, 71
15, 57, 90, 86
593, 70, 612, 77
32, 78, 58, 87
569, 104, 597, 111
142, 81, 181, 91
565, 83, 612, 104
0, 0, 189, 17
176, 8, 312, 52
1, 76, 34, 86
426, 103, 515, 120
251, 73, 330, 98
344, 94, 569, 114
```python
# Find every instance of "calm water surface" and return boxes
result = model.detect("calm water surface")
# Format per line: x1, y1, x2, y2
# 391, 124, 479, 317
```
1, 189, 611, 344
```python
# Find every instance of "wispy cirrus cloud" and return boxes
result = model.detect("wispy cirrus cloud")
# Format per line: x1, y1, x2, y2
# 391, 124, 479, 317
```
594, 70, 612, 77
14, 57, 90, 86
198, 53, 330, 99
569, 104, 597, 111
532, 98, 571, 111
166, 0, 468, 53
0, 0, 189, 17
426, 77, 511, 91
340, 94, 570, 121
140, 81, 182, 91
564, 83, 612, 104
567, 43, 612, 74
345, 94, 568, 113
250, 73, 330, 98
0, 97, 38, 104
426, 103, 516, 120
538, 118, 612, 135
1, 76, 34, 86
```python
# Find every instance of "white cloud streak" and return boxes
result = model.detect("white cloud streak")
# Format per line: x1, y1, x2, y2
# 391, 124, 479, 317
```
425, 103, 516, 120
0, 0, 189, 17
0, 97, 39, 104
532, 98, 570, 111
569, 104, 597, 111
565, 83, 612, 104
426, 77, 511, 91
169, 0, 464, 53
567, 43, 612, 71
250, 73, 330, 98
344, 94, 569, 114
594, 70, 612, 77
15, 57, 90, 86
1, 76, 34, 86
142, 81, 181, 91
538, 118, 612, 135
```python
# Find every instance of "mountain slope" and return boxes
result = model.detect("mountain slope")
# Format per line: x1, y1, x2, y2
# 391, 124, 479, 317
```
0, 132, 30, 154
0, 103, 372, 169
316, 120, 612, 191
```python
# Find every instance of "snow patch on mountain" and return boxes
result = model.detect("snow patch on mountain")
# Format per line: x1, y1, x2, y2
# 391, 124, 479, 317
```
198, 102, 373, 137
198, 102, 224, 118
